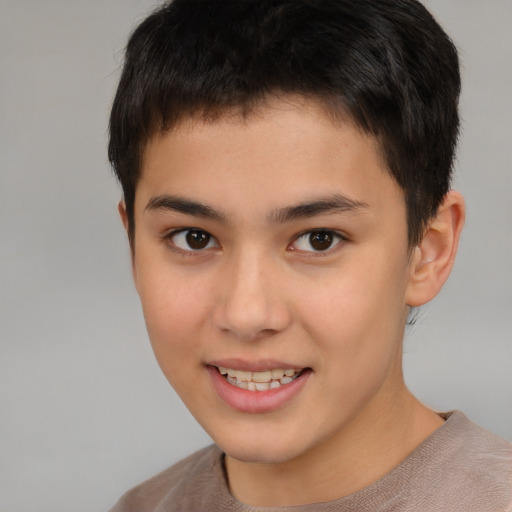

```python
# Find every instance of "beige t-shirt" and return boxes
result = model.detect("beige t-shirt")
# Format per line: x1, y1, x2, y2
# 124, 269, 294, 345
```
110, 411, 512, 511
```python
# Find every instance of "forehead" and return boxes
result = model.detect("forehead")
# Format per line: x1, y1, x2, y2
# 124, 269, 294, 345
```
136, 97, 402, 218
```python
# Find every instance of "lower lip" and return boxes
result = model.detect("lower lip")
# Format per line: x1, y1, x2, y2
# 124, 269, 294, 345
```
207, 366, 311, 414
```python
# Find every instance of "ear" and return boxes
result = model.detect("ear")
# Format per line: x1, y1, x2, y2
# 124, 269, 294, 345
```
118, 200, 138, 288
118, 200, 129, 232
406, 190, 465, 307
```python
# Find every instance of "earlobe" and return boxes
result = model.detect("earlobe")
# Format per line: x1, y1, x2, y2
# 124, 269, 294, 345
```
406, 190, 465, 307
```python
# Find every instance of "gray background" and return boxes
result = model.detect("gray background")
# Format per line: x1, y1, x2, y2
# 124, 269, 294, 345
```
0, 1, 510, 511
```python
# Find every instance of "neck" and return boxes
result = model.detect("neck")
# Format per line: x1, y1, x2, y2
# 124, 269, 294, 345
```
225, 386, 444, 507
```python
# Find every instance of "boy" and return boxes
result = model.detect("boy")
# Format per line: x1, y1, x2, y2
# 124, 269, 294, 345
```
108, 0, 512, 510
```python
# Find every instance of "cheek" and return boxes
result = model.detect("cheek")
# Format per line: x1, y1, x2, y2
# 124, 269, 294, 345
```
301, 254, 408, 373
135, 264, 212, 374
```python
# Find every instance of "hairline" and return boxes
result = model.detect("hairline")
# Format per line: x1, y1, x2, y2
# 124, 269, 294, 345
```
126, 93, 398, 250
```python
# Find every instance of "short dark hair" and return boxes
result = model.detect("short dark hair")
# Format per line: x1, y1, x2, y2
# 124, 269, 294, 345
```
109, 0, 460, 247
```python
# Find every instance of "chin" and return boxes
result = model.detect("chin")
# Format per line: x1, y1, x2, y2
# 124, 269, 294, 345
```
214, 429, 313, 465
224, 445, 300, 465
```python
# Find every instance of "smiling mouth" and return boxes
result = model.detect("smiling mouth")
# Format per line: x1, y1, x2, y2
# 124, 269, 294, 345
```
215, 366, 306, 391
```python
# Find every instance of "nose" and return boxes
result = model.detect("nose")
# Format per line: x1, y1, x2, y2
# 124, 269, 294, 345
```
213, 248, 292, 341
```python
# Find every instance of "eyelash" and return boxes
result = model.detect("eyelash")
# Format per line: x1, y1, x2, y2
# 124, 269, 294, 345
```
289, 229, 346, 255
162, 228, 219, 256
162, 228, 346, 256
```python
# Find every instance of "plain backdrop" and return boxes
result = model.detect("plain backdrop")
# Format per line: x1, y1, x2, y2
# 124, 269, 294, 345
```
0, 1, 510, 511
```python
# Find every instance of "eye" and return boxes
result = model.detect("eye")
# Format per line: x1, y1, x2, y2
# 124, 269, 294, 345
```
291, 230, 344, 253
167, 229, 218, 252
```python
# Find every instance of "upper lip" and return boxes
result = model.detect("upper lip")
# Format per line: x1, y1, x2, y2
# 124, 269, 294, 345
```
207, 358, 306, 372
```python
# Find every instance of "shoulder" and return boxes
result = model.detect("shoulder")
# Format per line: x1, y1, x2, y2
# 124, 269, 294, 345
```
346, 411, 512, 512
455, 412, 512, 507
108, 445, 230, 512
441, 411, 512, 473
409, 411, 512, 511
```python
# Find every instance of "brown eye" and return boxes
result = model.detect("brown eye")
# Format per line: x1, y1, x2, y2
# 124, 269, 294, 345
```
292, 230, 344, 253
185, 230, 211, 249
309, 231, 334, 251
169, 229, 217, 252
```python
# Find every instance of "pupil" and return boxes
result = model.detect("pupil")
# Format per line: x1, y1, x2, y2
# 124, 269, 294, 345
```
186, 230, 210, 249
309, 231, 333, 251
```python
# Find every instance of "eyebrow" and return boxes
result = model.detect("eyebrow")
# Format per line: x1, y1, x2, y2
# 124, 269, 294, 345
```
269, 194, 369, 223
145, 195, 227, 223
144, 193, 368, 224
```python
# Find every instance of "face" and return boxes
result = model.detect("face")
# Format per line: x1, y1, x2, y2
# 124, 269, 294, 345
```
130, 98, 414, 465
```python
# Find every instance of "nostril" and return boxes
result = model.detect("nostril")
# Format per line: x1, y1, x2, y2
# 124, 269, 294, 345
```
213, 260, 292, 338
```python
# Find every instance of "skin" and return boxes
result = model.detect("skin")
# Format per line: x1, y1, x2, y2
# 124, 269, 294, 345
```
120, 97, 465, 506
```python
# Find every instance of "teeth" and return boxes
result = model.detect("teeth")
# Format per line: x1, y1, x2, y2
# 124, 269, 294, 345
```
271, 369, 284, 380
236, 370, 252, 382
252, 370, 272, 383
217, 366, 303, 391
